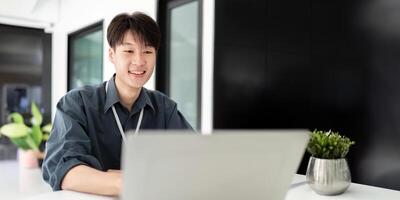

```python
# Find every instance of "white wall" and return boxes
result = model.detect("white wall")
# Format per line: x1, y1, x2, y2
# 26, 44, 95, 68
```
201, 0, 214, 134
0, 0, 58, 29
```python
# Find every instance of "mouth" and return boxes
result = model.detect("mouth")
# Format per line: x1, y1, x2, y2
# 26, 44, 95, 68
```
128, 70, 146, 76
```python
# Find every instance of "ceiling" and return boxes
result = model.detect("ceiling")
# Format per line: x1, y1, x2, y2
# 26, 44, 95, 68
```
0, 0, 59, 29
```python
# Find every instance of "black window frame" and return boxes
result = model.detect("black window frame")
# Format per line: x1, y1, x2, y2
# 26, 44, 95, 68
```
67, 21, 104, 91
157, 0, 203, 129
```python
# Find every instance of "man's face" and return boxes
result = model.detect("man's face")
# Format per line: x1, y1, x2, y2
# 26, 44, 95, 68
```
109, 31, 156, 90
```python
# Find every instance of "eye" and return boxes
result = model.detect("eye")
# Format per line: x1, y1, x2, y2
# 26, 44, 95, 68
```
144, 50, 153, 54
124, 50, 134, 53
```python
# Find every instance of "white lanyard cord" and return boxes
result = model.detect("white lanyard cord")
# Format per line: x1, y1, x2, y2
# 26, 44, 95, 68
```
111, 105, 127, 141
105, 81, 144, 142
135, 107, 144, 135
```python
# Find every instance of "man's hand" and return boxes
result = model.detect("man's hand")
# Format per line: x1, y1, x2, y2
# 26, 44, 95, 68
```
107, 169, 123, 194
61, 165, 123, 196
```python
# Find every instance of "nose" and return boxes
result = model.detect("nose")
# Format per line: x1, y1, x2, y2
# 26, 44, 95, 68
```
131, 52, 146, 66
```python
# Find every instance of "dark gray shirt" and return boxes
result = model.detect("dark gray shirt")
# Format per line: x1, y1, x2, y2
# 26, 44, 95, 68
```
42, 76, 192, 191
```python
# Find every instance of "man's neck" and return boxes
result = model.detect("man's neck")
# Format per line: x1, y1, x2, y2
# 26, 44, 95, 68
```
114, 77, 141, 112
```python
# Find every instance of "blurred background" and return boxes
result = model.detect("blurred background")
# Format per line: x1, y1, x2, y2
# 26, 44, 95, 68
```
0, 0, 400, 191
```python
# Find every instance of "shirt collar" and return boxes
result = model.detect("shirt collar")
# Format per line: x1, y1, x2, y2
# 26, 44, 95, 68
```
130, 87, 155, 115
103, 75, 155, 114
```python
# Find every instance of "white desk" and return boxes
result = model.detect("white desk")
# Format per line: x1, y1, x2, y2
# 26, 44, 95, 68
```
1, 160, 400, 200
0, 160, 51, 200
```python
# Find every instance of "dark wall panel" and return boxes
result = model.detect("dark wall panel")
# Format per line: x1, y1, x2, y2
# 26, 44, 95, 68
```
0, 24, 52, 160
214, 0, 400, 190
0, 24, 52, 124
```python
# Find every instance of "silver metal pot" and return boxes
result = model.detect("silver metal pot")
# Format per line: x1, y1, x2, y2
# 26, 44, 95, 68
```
306, 156, 351, 195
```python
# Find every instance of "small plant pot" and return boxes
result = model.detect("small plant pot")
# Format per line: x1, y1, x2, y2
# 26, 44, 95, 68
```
18, 149, 44, 169
306, 156, 351, 195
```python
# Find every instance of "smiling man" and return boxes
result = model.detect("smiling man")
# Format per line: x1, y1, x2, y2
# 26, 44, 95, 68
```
42, 12, 192, 196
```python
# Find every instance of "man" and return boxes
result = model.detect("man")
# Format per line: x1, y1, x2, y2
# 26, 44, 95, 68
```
42, 12, 192, 196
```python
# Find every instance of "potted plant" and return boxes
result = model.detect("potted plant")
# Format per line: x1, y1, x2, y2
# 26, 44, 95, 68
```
306, 129, 355, 195
0, 102, 52, 168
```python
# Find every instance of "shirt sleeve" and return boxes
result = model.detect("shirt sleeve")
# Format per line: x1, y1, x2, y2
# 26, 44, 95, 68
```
165, 101, 194, 130
42, 92, 102, 191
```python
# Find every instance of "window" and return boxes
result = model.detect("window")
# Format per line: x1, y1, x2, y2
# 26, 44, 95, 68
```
157, 0, 202, 129
68, 21, 103, 90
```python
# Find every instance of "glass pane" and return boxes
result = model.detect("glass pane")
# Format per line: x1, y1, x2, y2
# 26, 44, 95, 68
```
170, 1, 199, 129
71, 29, 103, 89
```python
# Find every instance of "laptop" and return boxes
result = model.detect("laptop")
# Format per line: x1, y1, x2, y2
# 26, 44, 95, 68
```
120, 130, 309, 200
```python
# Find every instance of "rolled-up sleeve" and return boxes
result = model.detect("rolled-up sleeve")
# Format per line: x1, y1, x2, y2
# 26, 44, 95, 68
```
42, 92, 102, 191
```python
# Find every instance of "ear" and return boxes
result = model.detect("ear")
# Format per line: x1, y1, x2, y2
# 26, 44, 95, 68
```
108, 47, 115, 64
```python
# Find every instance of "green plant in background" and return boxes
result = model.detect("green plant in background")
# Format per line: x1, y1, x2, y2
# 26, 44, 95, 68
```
307, 130, 355, 159
0, 102, 52, 151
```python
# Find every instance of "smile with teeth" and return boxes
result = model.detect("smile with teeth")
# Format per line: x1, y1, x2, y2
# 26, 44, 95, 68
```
129, 70, 146, 75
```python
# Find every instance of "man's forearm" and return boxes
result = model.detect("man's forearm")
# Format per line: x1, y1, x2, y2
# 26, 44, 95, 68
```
61, 165, 122, 196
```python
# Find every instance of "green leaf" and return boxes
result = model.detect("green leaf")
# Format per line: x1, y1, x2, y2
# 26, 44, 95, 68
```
42, 124, 52, 133
31, 125, 43, 147
9, 113, 24, 124
307, 129, 355, 159
0, 102, 48, 151
10, 136, 32, 150
0, 124, 29, 138
31, 102, 43, 126
43, 133, 50, 141
25, 134, 39, 151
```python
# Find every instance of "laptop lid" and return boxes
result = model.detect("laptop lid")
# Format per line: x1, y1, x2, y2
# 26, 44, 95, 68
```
121, 130, 309, 200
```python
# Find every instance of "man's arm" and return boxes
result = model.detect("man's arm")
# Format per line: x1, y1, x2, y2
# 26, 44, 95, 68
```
165, 102, 193, 129
43, 92, 108, 192
61, 165, 122, 196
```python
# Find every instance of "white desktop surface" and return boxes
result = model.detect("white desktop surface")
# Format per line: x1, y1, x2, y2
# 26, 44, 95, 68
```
1, 160, 400, 200
287, 174, 400, 200
0, 160, 51, 200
